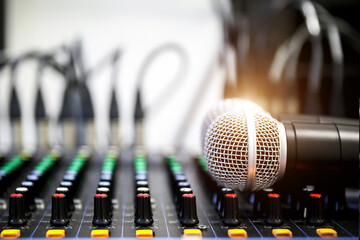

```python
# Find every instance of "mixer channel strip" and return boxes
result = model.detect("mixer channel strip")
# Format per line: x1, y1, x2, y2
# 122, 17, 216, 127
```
0, 153, 357, 239
195, 156, 357, 238
0, 153, 31, 193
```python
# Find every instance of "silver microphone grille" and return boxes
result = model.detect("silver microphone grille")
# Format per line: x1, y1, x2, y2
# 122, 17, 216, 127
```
204, 110, 287, 191
201, 99, 266, 152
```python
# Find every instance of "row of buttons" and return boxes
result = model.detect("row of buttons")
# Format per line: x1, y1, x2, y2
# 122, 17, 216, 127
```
0, 228, 338, 238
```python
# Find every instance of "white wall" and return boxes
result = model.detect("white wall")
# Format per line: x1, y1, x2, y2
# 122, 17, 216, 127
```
2, 0, 226, 155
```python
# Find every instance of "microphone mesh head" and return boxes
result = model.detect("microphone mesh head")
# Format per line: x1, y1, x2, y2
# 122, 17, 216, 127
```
204, 110, 285, 191
253, 112, 282, 190
205, 110, 249, 191
201, 99, 265, 153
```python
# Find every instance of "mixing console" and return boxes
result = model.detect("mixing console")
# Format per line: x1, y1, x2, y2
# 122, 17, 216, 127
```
0, 148, 358, 239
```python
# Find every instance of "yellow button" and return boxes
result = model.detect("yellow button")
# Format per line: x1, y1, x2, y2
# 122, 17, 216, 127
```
316, 228, 338, 238
46, 229, 65, 238
272, 229, 293, 238
135, 229, 153, 238
228, 229, 248, 238
91, 229, 109, 238
183, 229, 202, 238
0, 229, 21, 239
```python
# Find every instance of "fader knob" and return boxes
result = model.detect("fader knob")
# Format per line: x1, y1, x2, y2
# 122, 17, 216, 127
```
56, 187, 74, 216
98, 181, 112, 195
265, 193, 283, 226
92, 194, 111, 226
135, 193, 153, 226
136, 187, 150, 195
176, 187, 193, 211
217, 188, 234, 214
136, 181, 149, 188
222, 194, 240, 226
97, 187, 113, 214
307, 193, 324, 225
15, 187, 31, 218
8, 193, 27, 226
180, 194, 199, 226
50, 193, 69, 226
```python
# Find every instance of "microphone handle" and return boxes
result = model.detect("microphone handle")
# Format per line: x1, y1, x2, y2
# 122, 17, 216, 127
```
278, 114, 357, 126
283, 120, 359, 171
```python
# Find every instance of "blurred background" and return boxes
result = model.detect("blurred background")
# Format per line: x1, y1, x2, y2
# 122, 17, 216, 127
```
0, 0, 359, 156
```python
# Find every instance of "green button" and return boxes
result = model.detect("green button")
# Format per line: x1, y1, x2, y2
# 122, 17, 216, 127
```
105, 157, 116, 161
135, 166, 147, 171
167, 156, 177, 162
0, 166, 12, 173
171, 166, 182, 172
34, 167, 45, 172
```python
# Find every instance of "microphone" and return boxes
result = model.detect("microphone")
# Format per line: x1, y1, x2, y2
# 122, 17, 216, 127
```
201, 99, 267, 152
203, 109, 358, 191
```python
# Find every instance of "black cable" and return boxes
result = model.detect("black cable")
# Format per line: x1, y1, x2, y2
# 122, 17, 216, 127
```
84, 48, 121, 147
134, 43, 188, 121
132, 42, 188, 147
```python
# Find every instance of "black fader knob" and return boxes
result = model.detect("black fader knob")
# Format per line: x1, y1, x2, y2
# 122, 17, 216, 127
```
98, 181, 112, 195
21, 181, 36, 211
15, 187, 31, 218
307, 193, 325, 225
50, 193, 69, 226
222, 193, 240, 226
8, 193, 27, 226
265, 193, 283, 226
97, 187, 113, 212
217, 188, 234, 214
177, 188, 193, 212
93, 194, 111, 226
56, 187, 74, 216
180, 193, 199, 226
136, 187, 150, 196
135, 193, 153, 226
96, 187, 113, 215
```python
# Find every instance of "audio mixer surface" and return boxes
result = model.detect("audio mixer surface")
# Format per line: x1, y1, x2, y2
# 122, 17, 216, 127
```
0, 149, 357, 239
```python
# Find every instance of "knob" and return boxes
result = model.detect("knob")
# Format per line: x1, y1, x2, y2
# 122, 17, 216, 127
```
300, 185, 315, 219
176, 187, 193, 212
253, 188, 273, 218
8, 193, 27, 226
177, 181, 191, 192
175, 182, 191, 203
98, 181, 112, 195
217, 188, 234, 214
26, 175, 41, 196
307, 193, 324, 225
93, 194, 111, 226
56, 187, 74, 215
50, 193, 69, 226
180, 193, 199, 226
136, 180, 148, 188
135, 193, 153, 226
265, 193, 283, 226
97, 187, 113, 213
21, 181, 36, 211
222, 193, 240, 226
100, 173, 113, 183
135, 173, 147, 181
63, 174, 77, 183
173, 174, 186, 184
212, 183, 223, 205
60, 181, 73, 190
136, 187, 150, 195
15, 187, 31, 218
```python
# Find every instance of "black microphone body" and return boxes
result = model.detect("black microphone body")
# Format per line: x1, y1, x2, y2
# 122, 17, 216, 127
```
279, 116, 358, 189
